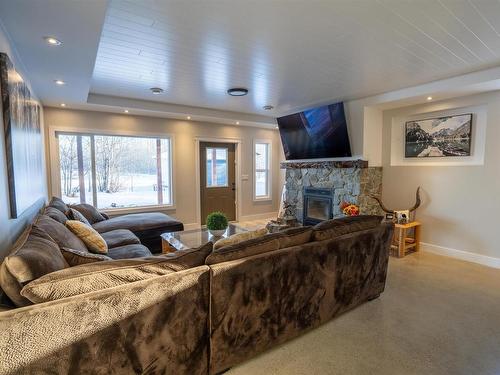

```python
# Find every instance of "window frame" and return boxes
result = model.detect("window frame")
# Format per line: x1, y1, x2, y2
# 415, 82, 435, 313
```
50, 127, 175, 213
253, 139, 272, 201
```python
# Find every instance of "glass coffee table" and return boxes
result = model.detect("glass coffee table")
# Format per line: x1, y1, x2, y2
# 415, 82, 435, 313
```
161, 224, 247, 253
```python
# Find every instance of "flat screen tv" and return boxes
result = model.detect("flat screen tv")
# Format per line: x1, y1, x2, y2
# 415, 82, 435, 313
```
277, 102, 351, 160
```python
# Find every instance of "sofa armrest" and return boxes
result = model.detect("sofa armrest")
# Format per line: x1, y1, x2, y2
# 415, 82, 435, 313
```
0, 266, 210, 375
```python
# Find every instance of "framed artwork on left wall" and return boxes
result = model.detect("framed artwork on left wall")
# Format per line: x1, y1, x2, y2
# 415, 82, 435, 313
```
0, 52, 44, 218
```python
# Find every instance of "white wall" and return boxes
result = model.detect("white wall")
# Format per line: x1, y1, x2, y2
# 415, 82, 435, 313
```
0, 21, 47, 260
381, 91, 500, 266
44, 107, 282, 227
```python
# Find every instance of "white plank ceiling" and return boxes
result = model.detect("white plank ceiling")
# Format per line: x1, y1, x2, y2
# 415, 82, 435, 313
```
90, 0, 500, 116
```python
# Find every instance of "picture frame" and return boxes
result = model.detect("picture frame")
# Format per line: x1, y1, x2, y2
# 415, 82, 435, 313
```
405, 113, 472, 158
0, 53, 44, 218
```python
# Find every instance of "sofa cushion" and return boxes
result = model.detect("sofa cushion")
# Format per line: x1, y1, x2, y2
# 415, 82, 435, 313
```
92, 212, 181, 234
107, 244, 153, 259
278, 226, 313, 249
66, 220, 108, 254
100, 229, 141, 249
161, 242, 213, 271
61, 247, 113, 267
205, 233, 281, 265
70, 203, 106, 224
48, 196, 69, 214
66, 207, 91, 226
0, 225, 69, 306
43, 206, 68, 224
20, 257, 178, 303
35, 215, 88, 253
313, 215, 383, 242
213, 228, 267, 250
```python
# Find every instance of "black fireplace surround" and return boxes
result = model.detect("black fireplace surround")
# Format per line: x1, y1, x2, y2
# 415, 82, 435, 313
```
303, 187, 335, 225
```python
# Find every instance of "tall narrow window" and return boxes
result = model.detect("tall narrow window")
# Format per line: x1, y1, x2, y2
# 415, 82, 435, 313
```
57, 132, 172, 210
254, 141, 271, 200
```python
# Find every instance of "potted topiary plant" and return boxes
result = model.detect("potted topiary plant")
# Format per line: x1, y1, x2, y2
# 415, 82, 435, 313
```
206, 211, 229, 237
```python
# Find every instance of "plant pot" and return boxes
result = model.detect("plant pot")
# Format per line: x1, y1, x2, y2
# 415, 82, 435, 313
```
208, 228, 227, 237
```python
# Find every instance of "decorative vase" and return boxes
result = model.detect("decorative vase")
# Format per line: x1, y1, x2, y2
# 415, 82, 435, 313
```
208, 228, 227, 237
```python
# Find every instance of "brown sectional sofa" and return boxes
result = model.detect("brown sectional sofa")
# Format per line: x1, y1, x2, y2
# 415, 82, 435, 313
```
0, 215, 393, 374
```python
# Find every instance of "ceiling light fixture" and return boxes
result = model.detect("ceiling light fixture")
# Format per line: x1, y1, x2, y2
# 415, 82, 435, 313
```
150, 87, 164, 94
60, 103, 66, 107
187, 116, 191, 120
275, 126, 279, 129
124, 109, 129, 113
54, 79, 65, 85
263, 105, 274, 110
236, 121, 240, 125
227, 88, 248, 96
427, 96, 433, 101
44, 36, 62, 46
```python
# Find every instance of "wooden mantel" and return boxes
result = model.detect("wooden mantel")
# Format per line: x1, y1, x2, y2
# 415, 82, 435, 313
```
280, 159, 369, 169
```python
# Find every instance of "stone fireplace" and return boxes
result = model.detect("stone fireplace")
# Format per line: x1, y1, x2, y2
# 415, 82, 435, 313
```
281, 160, 383, 224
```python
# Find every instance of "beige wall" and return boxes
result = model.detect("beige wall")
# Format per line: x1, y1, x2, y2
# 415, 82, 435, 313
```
0, 22, 47, 260
44, 107, 282, 226
382, 91, 500, 262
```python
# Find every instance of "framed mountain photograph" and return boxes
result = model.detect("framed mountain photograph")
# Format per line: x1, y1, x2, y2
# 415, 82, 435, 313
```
405, 113, 472, 158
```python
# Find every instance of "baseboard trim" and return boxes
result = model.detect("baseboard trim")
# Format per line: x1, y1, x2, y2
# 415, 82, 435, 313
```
238, 212, 277, 222
421, 242, 500, 269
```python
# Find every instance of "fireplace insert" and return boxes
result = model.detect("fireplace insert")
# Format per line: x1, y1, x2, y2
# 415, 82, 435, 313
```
303, 187, 334, 225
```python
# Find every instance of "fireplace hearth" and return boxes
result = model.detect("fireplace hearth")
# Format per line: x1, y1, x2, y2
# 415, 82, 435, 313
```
280, 159, 382, 224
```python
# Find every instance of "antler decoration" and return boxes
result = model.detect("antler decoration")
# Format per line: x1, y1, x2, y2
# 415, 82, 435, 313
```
371, 187, 421, 214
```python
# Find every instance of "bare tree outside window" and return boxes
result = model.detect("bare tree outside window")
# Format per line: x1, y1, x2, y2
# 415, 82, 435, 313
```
58, 133, 172, 209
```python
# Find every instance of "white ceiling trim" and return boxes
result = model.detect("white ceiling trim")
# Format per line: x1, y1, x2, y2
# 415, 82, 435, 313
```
86, 93, 277, 128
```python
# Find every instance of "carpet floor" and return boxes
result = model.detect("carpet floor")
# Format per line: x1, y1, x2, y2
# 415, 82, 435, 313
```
228, 251, 500, 375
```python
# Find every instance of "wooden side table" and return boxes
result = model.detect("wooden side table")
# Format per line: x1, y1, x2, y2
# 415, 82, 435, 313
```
391, 221, 421, 258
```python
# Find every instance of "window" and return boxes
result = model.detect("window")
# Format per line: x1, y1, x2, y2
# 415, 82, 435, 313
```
254, 141, 271, 200
206, 147, 228, 187
57, 132, 172, 210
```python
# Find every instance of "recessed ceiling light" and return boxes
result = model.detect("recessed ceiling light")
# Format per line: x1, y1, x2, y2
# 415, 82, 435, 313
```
60, 103, 66, 107
150, 87, 164, 94
187, 116, 191, 120
263, 105, 274, 110
124, 109, 129, 113
275, 126, 279, 129
427, 96, 433, 101
236, 121, 240, 125
43, 36, 62, 46
54, 79, 65, 85
227, 88, 248, 96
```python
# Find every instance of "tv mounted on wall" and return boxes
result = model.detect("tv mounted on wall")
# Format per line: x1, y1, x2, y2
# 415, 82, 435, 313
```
277, 102, 351, 160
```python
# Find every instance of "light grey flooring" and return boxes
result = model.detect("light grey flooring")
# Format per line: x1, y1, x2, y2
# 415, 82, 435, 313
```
228, 251, 500, 375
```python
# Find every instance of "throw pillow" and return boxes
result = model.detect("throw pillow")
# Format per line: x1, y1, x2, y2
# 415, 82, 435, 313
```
48, 196, 69, 214
35, 215, 88, 253
61, 247, 112, 267
65, 220, 108, 254
20, 257, 181, 303
313, 215, 383, 242
43, 206, 68, 224
66, 207, 91, 226
69, 203, 106, 224
0, 225, 69, 307
213, 228, 268, 250
161, 242, 213, 271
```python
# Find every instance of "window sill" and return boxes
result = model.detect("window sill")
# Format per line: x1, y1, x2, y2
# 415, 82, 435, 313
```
253, 197, 273, 203
102, 204, 176, 216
